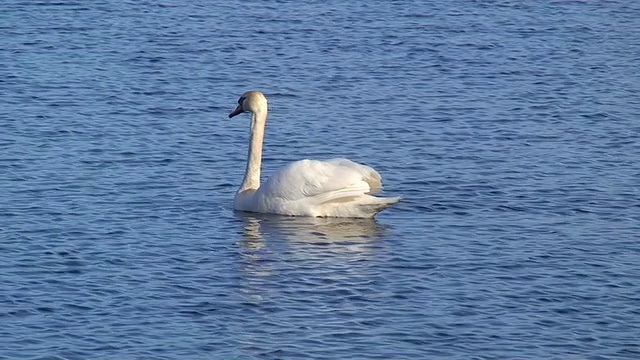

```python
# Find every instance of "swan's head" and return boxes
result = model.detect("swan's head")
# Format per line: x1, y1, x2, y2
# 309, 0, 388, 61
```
229, 91, 268, 118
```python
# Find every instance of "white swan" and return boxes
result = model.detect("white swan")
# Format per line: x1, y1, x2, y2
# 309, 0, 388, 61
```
228, 91, 400, 218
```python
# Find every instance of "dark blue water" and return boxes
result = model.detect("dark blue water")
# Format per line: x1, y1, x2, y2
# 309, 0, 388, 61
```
2, 1, 639, 359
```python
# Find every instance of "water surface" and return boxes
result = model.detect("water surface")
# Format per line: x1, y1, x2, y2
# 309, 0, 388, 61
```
1, 1, 639, 359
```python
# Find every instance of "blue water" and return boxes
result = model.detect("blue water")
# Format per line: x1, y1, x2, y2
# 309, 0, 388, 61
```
2, 1, 639, 359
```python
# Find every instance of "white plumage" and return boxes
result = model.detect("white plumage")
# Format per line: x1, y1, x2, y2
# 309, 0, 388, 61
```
228, 91, 399, 218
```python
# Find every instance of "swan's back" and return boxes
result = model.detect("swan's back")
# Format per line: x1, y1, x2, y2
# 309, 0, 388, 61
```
249, 158, 399, 218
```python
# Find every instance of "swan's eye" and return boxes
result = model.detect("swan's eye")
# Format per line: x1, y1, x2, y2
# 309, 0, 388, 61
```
238, 97, 245, 105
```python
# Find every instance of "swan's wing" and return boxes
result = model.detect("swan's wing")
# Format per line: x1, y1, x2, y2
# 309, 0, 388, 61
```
260, 159, 379, 204
324, 158, 383, 194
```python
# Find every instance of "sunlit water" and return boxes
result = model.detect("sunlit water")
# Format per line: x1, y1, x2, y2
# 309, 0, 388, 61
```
1, 1, 639, 359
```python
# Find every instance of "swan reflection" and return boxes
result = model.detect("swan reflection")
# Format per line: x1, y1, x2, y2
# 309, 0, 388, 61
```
234, 213, 389, 311
236, 212, 386, 254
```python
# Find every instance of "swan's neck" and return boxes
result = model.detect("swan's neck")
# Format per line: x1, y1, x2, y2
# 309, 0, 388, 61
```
239, 109, 267, 193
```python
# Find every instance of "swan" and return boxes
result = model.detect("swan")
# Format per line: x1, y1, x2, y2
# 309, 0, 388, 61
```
228, 91, 400, 218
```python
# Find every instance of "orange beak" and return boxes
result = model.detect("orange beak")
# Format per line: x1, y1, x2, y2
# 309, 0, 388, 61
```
228, 104, 244, 118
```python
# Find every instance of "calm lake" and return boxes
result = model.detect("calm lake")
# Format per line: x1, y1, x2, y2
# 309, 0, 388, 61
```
1, 1, 639, 359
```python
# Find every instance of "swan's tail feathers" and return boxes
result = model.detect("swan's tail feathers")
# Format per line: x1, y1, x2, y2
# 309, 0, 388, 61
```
313, 182, 400, 218
359, 196, 401, 217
